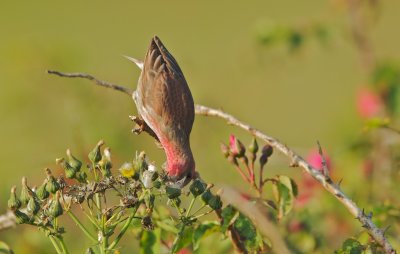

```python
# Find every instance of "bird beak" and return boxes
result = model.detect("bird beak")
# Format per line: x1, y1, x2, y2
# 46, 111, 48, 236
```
123, 55, 144, 70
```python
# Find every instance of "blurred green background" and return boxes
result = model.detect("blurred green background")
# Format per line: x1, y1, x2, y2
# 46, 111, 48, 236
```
1, 0, 400, 253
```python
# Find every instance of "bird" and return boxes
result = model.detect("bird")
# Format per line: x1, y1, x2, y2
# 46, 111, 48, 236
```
126, 36, 196, 188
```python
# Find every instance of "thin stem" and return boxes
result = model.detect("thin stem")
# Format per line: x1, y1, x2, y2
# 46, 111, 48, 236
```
191, 203, 207, 216
66, 210, 97, 242
234, 165, 251, 184
49, 236, 63, 254
192, 209, 214, 220
186, 197, 197, 217
107, 205, 139, 251
57, 236, 69, 254
47, 70, 133, 95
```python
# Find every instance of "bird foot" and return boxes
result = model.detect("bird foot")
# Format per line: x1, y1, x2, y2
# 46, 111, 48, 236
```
129, 115, 159, 142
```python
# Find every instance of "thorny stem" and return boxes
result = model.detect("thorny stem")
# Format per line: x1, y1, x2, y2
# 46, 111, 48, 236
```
46, 70, 397, 254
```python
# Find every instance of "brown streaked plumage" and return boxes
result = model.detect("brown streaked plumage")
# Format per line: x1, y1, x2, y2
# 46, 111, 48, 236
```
133, 36, 195, 187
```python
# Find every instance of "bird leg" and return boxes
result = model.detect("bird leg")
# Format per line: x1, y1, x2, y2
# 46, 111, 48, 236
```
129, 115, 159, 142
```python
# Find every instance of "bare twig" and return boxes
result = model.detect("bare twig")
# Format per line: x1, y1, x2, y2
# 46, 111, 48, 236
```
44, 70, 396, 253
47, 70, 134, 95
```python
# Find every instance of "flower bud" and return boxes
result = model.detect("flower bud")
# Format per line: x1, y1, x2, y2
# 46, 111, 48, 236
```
35, 180, 50, 200
27, 195, 40, 215
189, 179, 206, 197
66, 149, 82, 172
49, 191, 63, 217
153, 180, 162, 189
142, 170, 155, 189
248, 138, 259, 154
166, 186, 181, 199
14, 210, 30, 224
99, 147, 112, 177
8, 186, 21, 210
76, 171, 88, 183
259, 145, 273, 167
86, 248, 95, 254
145, 194, 155, 211
135, 151, 148, 173
229, 135, 245, 157
45, 168, 60, 194
88, 140, 104, 164
20, 177, 32, 205
119, 162, 135, 178
56, 158, 77, 179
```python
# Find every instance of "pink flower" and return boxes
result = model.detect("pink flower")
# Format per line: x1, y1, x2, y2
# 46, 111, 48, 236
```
229, 135, 245, 157
356, 88, 383, 119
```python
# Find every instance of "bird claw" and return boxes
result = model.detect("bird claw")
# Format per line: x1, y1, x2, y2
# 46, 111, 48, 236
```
129, 115, 159, 141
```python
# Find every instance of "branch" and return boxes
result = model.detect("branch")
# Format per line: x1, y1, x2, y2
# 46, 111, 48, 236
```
45, 70, 396, 253
195, 105, 396, 254
47, 70, 134, 95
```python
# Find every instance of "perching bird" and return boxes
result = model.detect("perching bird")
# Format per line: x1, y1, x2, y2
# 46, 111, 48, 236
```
126, 36, 195, 187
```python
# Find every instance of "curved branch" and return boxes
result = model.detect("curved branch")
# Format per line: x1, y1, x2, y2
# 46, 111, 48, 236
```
195, 104, 396, 254
45, 70, 397, 253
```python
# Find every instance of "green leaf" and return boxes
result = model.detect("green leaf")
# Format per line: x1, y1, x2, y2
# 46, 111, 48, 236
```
272, 175, 297, 219
139, 229, 160, 254
171, 226, 194, 253
335, 238, 363, 254
193, 221, 220, 250
234, 213, 258, 250
0, 241, 13, 254
220, 205, 237, 233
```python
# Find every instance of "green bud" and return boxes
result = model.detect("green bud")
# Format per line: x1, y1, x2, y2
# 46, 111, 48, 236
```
8, 186, 21, 210
153, 180, 162, 189
201, 190, 222, 210
27, 196, 40, 215
86, 247, 95, 254
208, 195, 222, 210
201, 190, 213, 205
235, 138, 246, 158
259, 145, 273, 167
66, 149, 82, 171
14, 210, 30, 224
49, 191, 63, 217
248, 138, 259, 154
145, 194, 155, 211
56, 158, 77, 179
36, 180, 50, 200
135, 151, 148, 173
189, 179, 206, 197
20, 177, 31, 205
88, 140, 104, 163
166, 186, 181, 199
76, 171, 87, 183
45, 168, 60, 194
99, 147, 112, 177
